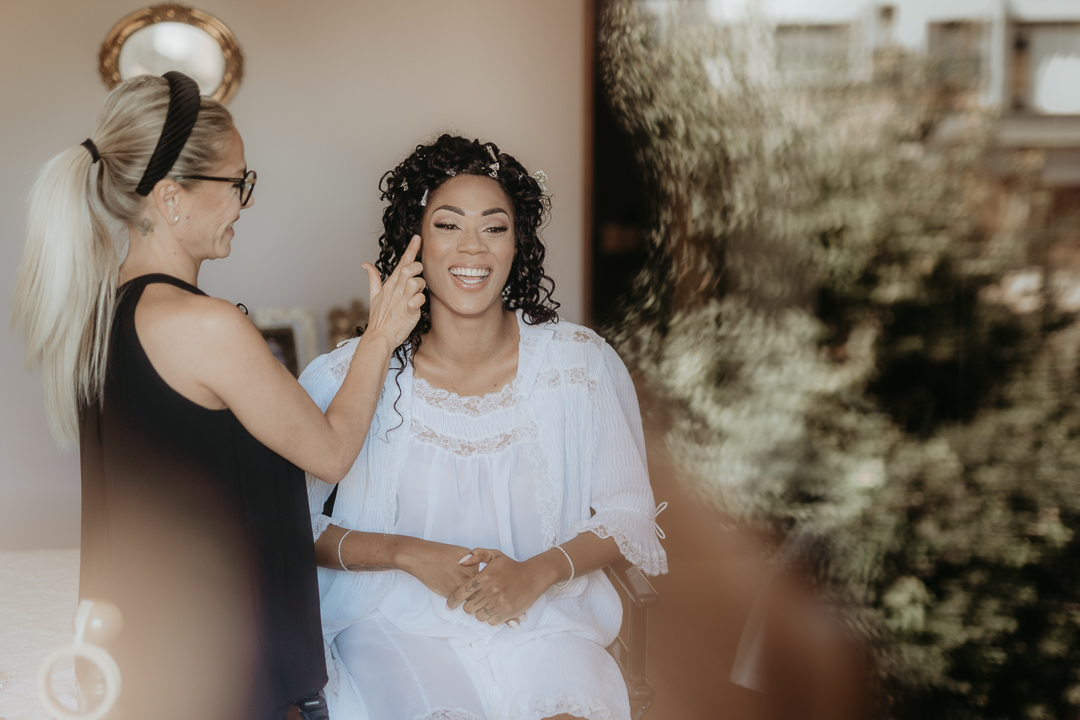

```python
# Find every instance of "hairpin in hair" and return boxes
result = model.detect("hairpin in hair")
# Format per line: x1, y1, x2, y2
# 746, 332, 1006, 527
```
401, 179, 409, 191
420, 189, 429, 207
532, 170, 548, 194
486, 144, 500, 178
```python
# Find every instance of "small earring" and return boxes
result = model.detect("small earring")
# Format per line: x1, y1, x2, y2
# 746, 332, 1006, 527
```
172, 215, 179, 223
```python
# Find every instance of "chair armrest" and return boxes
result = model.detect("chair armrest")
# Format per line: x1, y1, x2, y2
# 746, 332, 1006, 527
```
605, 559, 659, 608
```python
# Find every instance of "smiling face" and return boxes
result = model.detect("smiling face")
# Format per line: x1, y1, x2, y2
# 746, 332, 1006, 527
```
420, 173, 515, 321
176, 127, 251, 260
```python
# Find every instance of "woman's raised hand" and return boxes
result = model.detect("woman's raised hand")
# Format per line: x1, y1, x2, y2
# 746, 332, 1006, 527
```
447, 548, 551, 627
362, 235, 425, 350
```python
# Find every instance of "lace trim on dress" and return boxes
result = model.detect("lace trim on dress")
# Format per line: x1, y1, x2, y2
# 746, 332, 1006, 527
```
328, 339, 359, 381
517, 408, 559, 547
413, 377, 517, 416
552, 324, 605, 348
496, 694, 615, 720
418, 710, 484, 720
576, 521, 670, 576
311, 513, 337, 541
384, 375, 410, 536
536, 367, 597, 393
411, 419, 528, 457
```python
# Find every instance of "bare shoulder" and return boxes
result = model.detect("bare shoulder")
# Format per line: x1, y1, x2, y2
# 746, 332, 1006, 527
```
137, 284, 258, 345
135, 284, 269, 396
133, 285, 275, 409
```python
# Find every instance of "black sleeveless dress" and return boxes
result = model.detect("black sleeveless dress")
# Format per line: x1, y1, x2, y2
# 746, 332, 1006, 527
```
78, 274, 326, 720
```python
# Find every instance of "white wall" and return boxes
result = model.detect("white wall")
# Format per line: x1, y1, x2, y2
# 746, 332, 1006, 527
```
0, 0, 589, 549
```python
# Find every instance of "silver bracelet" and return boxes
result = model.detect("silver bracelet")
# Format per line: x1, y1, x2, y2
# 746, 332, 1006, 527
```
553, 544, 575, 587
338, 529, 355, 573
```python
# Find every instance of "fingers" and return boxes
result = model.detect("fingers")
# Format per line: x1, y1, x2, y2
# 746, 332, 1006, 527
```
447, 574, 484, 609
392, 260, 424, 283
459, 548, 497, 568
463, 590, 488, 615
407, 290, 427, 312
372, 237, 422, 301
386, 237, 423, 284
472, 604, 502, 626
362, 236, 426, 345
400, 234, 421, 266
362, 263, 382, 301
406, 276, 427, 298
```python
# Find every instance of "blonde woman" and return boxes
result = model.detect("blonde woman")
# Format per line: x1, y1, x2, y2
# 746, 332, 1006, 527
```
12, 72, 425, 720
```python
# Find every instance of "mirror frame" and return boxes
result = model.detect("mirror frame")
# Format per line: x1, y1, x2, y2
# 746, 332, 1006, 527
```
98, 4, 244, 104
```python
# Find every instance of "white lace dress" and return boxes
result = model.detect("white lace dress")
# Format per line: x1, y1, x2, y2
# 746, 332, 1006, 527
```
301, 314, 668, 720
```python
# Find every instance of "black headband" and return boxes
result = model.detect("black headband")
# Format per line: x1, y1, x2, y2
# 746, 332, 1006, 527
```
135, 71, 202, 196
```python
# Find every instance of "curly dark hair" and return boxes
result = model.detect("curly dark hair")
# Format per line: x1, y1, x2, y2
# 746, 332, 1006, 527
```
375, 134, 560, 365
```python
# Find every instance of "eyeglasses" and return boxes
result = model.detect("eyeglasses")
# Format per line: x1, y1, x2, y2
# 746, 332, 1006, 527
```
172, 170, 257, 206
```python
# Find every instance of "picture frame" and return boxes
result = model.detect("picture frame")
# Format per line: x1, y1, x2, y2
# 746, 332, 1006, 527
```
250, 306, 319, 378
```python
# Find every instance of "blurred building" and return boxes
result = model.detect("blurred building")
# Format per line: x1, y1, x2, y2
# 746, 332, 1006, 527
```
770, 0, 1080, 292
773, 1, 1080, 226
590, 0, 1080, 325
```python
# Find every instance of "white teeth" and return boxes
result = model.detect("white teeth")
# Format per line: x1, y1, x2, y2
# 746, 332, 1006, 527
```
450, 267, 490, 278
450, 267, 490, 286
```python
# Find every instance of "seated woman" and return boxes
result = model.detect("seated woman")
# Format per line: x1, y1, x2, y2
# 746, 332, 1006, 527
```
301, 135, 667, 720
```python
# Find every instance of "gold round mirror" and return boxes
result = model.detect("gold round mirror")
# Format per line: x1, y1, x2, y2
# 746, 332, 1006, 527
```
99, 4, 244, 104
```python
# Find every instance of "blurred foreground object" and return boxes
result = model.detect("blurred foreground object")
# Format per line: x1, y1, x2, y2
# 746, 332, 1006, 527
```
601, 2, 1080, 718
38, 600, 121, 720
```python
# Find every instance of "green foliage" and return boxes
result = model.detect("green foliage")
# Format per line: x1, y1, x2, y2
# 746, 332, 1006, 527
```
599, 2, 1080, 717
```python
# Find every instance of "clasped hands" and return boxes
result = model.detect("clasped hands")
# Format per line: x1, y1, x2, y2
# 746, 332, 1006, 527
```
449, 548, 554, 628
403, 542, 559, 629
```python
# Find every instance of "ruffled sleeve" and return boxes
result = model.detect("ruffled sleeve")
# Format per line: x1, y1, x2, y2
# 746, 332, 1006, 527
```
572, 342, 668, 576
298, 340, 357, 539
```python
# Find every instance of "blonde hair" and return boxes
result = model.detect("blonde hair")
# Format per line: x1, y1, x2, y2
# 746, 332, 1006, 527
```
12, 75, 234, 446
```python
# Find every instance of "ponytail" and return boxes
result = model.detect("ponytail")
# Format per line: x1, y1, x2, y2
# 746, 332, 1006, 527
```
13, 145, 118, 446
